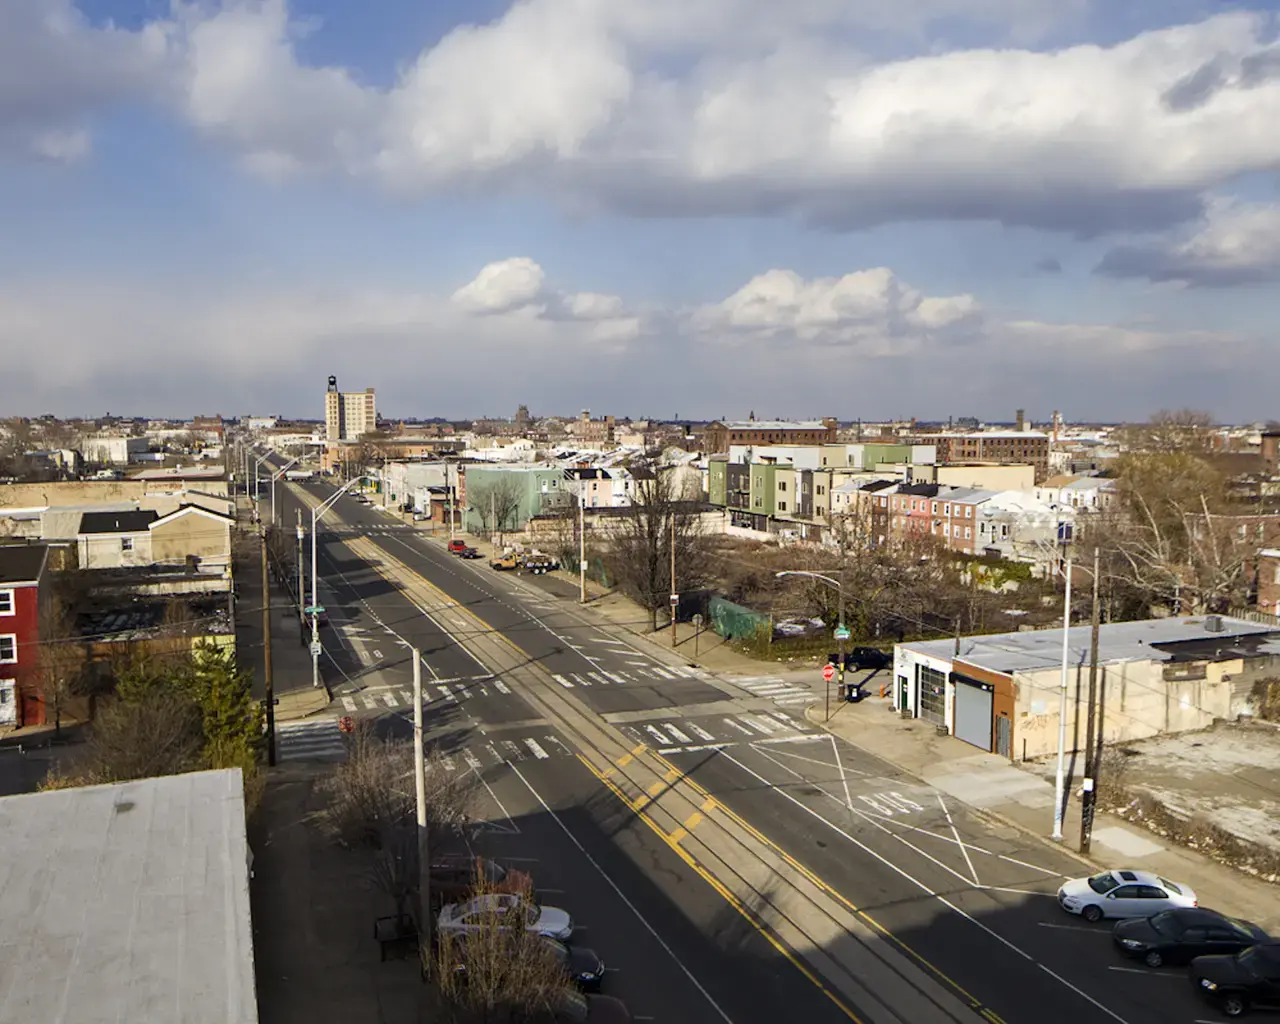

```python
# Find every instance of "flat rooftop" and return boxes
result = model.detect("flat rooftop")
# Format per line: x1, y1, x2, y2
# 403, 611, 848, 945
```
0, 769, 257, 1023
903, 616, 1280, 675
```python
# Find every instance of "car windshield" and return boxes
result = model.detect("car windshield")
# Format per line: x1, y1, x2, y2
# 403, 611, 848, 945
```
1158, 877, 1183, 895
1087, 872, 1120, 894
1148, 911, 1180, 937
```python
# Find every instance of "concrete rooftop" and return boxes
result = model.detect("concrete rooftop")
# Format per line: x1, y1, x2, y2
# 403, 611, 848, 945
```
0, 769, 257, 1024
904, 616, 1280, 676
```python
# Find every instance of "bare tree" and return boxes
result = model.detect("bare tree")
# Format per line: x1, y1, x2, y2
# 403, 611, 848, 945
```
320, 724, 475, 933
468, 476, 524, 542
34, 596, 86, 738
1115, 409, 1214, 455
605, 467, 712, 630
429, 871, 575, 1024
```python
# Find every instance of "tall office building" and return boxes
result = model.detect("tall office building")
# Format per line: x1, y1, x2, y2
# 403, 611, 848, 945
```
324, 376, 377, 441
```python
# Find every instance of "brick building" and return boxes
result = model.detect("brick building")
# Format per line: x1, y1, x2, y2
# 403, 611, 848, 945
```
0, 544, 51, 728
705, 418, 838, 454
911, 431, 1050, 483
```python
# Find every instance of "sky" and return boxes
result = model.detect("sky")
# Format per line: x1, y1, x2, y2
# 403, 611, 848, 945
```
1, 0, 1279, 423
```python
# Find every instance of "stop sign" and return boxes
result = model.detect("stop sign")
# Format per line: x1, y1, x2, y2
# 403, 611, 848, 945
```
822, 663, 836, 682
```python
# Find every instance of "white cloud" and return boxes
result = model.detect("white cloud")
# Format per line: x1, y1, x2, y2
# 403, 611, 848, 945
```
165, 4, 1280, 233
451, 257, 638, 343
1096, 198, 1280, 286
451, 257, 549, 315
6, 3, 1279, 235
700, 267, 981, 345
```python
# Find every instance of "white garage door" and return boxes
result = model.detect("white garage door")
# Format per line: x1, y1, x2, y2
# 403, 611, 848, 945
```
953, 678, 993, 751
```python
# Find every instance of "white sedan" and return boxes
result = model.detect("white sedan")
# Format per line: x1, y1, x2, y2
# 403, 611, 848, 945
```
1057, 869, 1197, 922
437, 893, 574, 942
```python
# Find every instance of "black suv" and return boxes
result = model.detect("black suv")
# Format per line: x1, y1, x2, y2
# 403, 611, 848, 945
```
849, 647, 891, 671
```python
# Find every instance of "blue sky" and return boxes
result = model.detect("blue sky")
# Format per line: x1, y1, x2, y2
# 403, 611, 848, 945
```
1, 0, 1279, 423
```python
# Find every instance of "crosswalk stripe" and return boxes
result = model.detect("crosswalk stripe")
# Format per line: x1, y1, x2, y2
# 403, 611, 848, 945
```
362, 695, 379, 709
500, 740, 522, 761
662, 723, 692, 744
644, 724, 672, 745
740, 715, 779, 735
571, 673, 591, 687
493, 679, 511, 694
398, 690, 412, 704
440, 754, 456, 771
524, 739, 549, 759
552, 674, 574, 688
650, 666, 676, 680
776, 696, 812, 705
688, 723, 715, 741
749, 683, 797, 695
723, 717, 755, 736
587, 672, 609, 686
463, 749, 483, 769
438, 685, 457, 703
599, 671, 625, 684
382, 694, 397, 707
341, 696, 356, 711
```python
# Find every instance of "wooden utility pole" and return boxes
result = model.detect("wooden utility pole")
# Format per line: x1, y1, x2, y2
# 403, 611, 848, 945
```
670, 511, 678, 647
412, 648, 430, 940
1079, 547, 1102, 853
261, 529, 276, 767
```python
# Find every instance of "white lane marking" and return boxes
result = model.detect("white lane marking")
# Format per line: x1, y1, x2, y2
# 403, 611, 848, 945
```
620, 726, 644, 745
626, 660, 648, 667
507, 763, 736, 1024
572, 673, 592, 687
765, 711, 801, 731
440, 754, 456, 771
644, 724, 673, 745
662, 723, 692, 744
649, 666, 676, 680
524, 738, 550, 760
463, 749, 483, 769
382, 693, 398, 707
754, 734, 825, 746
493, 679, 512, 694
587, 672, 610, 686
362, 695, 379, 709
486, 743, 503, 764
775, 697, 814, 705
739, 715, 779, 735
659, 743, 730, 754
688, 723, 716, 742
722, 717, 755, 736
600, 671, 626, 684
592, 637, 629, 646
545, 736, 571, 756
830, 734, 857, 827
939, 793, 980, 886
748, 683, 798, 695
553, 674, 574, 689
397, 690, 412, 704
341, 696, 356, 712
438, 685, 457, 703
723, 749, 1133, 1024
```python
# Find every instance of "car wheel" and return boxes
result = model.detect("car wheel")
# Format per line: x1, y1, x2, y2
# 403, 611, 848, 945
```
1221, 994, 1247, 1018
1082, 904, 1104, 923
1143, 950, 1163, 968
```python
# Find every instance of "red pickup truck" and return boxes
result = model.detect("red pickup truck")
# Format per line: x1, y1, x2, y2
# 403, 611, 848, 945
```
447, 539, 468, 555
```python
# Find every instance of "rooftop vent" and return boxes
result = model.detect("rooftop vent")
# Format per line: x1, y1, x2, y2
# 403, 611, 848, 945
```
1204, 614, 1224, 633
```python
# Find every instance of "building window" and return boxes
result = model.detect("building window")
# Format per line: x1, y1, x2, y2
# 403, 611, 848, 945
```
931, 502, 938, 514
917, 665, 946, 725
965, 506, 972, 518
778, 501, 788, 511
779, 481, 787, 492
964, 527, 971, 539
0, 635, 15, 664
121, 537, 134, 552
0, 679, 12, 707
944, 504, 951, 516
0, 590, 12, 616
943, 524, 951, 537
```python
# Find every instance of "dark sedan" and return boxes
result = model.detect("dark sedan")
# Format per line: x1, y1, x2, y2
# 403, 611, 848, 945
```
544, 938, 605, 991
1113, 908, 1268, 968
849, 646, 891, 670
1192, 943, 1280, 1017
460, 547, 483, 559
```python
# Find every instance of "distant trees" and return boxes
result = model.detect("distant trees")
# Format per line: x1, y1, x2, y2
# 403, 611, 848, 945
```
468, 477, 525, 542
1115, 409, 1215, 455
33, 596, 87, 738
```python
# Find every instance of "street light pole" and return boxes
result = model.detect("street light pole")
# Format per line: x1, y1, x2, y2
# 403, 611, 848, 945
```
309, 475, 367, 689
269, 456, 299, 528
412, 647, 429, 938
1052, 555, 1074, 841
776, 569, 845, 717
296, 512, 305, 643
579, 483, 587, 603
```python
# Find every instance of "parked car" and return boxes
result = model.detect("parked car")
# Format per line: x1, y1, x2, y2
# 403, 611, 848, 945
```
491, 553, 519, 571
448, 539, 468, 555
1058, 869, 1197, 921
1192, 944, 1280, 1017
849, 646, 891, 671
429, 856, 533, 907
544, 991, 631, 1023
437, 893, 573, 942
460, 547, 482, 559
543, 938, 606, 991
1113, 908, 1269, 968
413, 512, 428, 521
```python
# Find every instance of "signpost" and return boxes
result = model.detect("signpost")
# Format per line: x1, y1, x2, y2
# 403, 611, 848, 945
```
304, 605, 325, 615
310, 641, 322, 657
833, 626, 851, 642
822, 663, 836, 682
692, 613, 703, 660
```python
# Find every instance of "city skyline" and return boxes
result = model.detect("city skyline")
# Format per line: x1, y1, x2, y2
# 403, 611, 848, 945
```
2, 0, 1279, 418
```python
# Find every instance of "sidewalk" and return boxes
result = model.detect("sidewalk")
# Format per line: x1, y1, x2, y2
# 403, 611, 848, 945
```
233, 497, 329, 723
807, 695, 1280, 931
